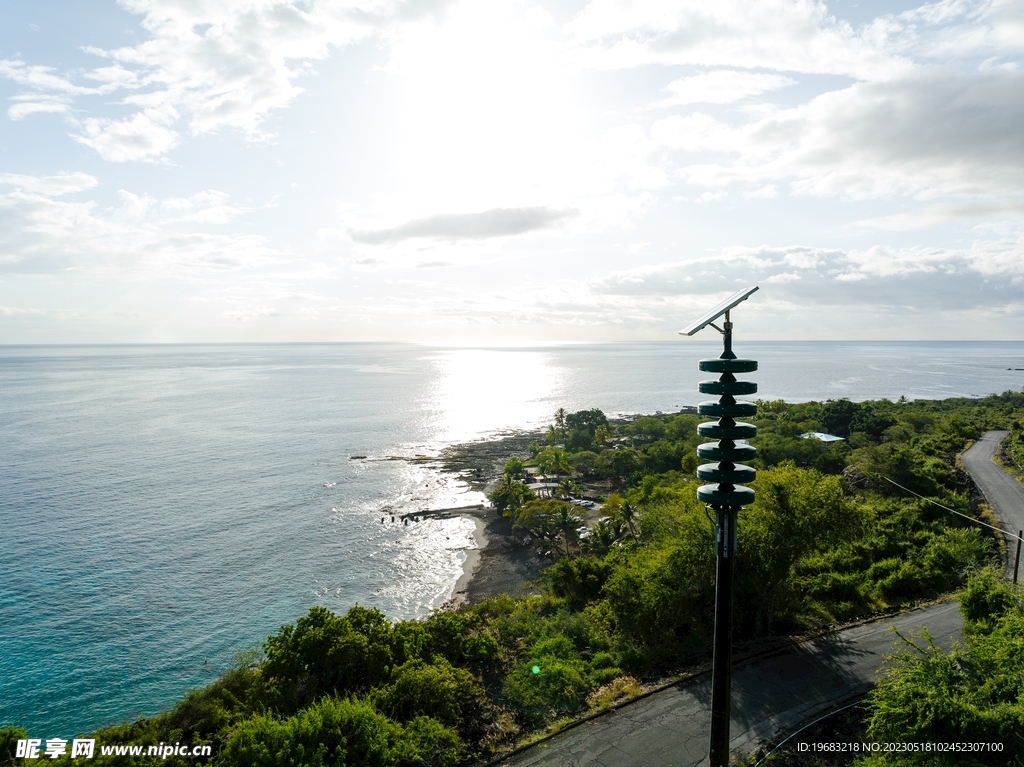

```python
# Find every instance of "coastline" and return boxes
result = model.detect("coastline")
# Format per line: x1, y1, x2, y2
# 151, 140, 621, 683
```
436, 415, 678, 606
451, 515, 485, 603
433, 430, 550, 605
459, 507, 545, 604
409, 503, 545, 607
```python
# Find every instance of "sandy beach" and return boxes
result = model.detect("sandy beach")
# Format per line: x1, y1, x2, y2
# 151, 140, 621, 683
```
452, 507, 545, 604
402, 502, 545, 606
432, 430, 550, 605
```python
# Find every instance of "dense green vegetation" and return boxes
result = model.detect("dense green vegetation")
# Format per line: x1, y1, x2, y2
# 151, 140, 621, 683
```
5, 392, 1023, 766
999, 420, 1024, 483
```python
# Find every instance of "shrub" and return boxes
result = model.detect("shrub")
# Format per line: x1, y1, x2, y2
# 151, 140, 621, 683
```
222, 697, 401, 767
257, 606, 396, 713
371, 659, 479, 729
859, 571, 1024, 765
541, 557, 612, 608
959, 567, 1018, 630
503, 655, 593, 726
419, 611, 498, 671
398, 717, 463, 767
586, 676, 641, 710
1, 728, 28, 766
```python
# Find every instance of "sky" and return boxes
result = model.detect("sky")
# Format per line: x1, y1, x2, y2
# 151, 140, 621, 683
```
0, 0, 1022, 343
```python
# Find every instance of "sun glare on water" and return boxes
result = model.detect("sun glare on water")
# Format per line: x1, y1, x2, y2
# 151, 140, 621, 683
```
426, 348, 562, 445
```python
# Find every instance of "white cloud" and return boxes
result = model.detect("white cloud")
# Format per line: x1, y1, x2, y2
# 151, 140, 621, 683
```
664, 70, 1024, 200
890, 0, 1024, 61
0, 1, 441, 161
8, 99, 74, 120
742, 184, 778, 199
566, 0, 910, 78
566, 0, 1024, 79
0, 176, 274, 275
114, 189, 253, 224
4, 0, 1024, 343
657, 70, 796, 106
650, 112, 744, 153
75, 109, 180, 162
589, 240, 1024, 314
0, 58, 110, 96
350, 207, 578, 244
0, 172, 99, 196
855, 201, 1024, 230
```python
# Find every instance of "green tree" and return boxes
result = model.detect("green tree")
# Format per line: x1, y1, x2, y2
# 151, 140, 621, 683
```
1, 728, 28, 767
822, 398, 859, 437
257, 606, 396, 713
603, 510, 715, 657
625, 416, 665, 445
372, 659, 479, 729
541, 556, 613, 606
489, 476, 534, 515
503, 457, 525, 480
537, 447, 571, 482
609, 448, 641, 482
737, 464, 855, 635
222, 696, 405, 767
582, 518, 626, 556
616, 501, 640, 542
556, 477, 584, 499
565, 408, 608, 435
570, 451, 601, 477
503, 636, 596, 726
552, 504, 584, 558
512, 499, 566, 554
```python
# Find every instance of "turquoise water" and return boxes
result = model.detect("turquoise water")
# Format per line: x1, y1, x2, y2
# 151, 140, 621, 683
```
2, 341, 1023, 736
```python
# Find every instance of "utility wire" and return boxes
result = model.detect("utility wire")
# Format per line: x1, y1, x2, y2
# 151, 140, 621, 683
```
876, 474, 1018, 538
752, 699, 863, 767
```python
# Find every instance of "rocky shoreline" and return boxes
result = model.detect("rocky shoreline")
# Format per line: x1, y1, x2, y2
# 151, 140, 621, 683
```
438, 430, 547, 604
430, 412, 697, 605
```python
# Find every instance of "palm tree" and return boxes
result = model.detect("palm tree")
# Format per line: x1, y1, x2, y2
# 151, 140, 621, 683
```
617, 501, 640, 542
549, 448, 570, 481
556, 477, 583, 499
503, 457, 525, 480
521, 514, 559, 554
552, 503, 583, 558
583, 518, 626, 556
489, 475, 533, 514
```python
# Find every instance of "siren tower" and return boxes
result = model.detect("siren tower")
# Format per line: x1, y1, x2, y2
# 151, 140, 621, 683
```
679, 285, 760, 767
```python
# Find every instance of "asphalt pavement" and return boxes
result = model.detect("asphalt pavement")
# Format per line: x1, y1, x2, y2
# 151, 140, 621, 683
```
498, 602, 963, 767
961, 431, 1024, 579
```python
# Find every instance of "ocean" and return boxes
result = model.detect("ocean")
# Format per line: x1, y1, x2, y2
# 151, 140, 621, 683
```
2, 341, 1023, 736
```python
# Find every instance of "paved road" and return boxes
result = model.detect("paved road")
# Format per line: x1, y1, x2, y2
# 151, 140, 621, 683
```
499, 602, 963, 767
961, 431, 1024, 579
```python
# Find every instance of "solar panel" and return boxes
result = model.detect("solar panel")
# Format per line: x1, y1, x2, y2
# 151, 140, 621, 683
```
678, 286, 759, 336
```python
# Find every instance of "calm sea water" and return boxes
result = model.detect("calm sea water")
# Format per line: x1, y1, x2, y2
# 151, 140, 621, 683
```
3, 341, 1023, 736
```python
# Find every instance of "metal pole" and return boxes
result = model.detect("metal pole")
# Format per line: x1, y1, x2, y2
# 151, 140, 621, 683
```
709, 504, 737, 767
1014, 531, 1022, 585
